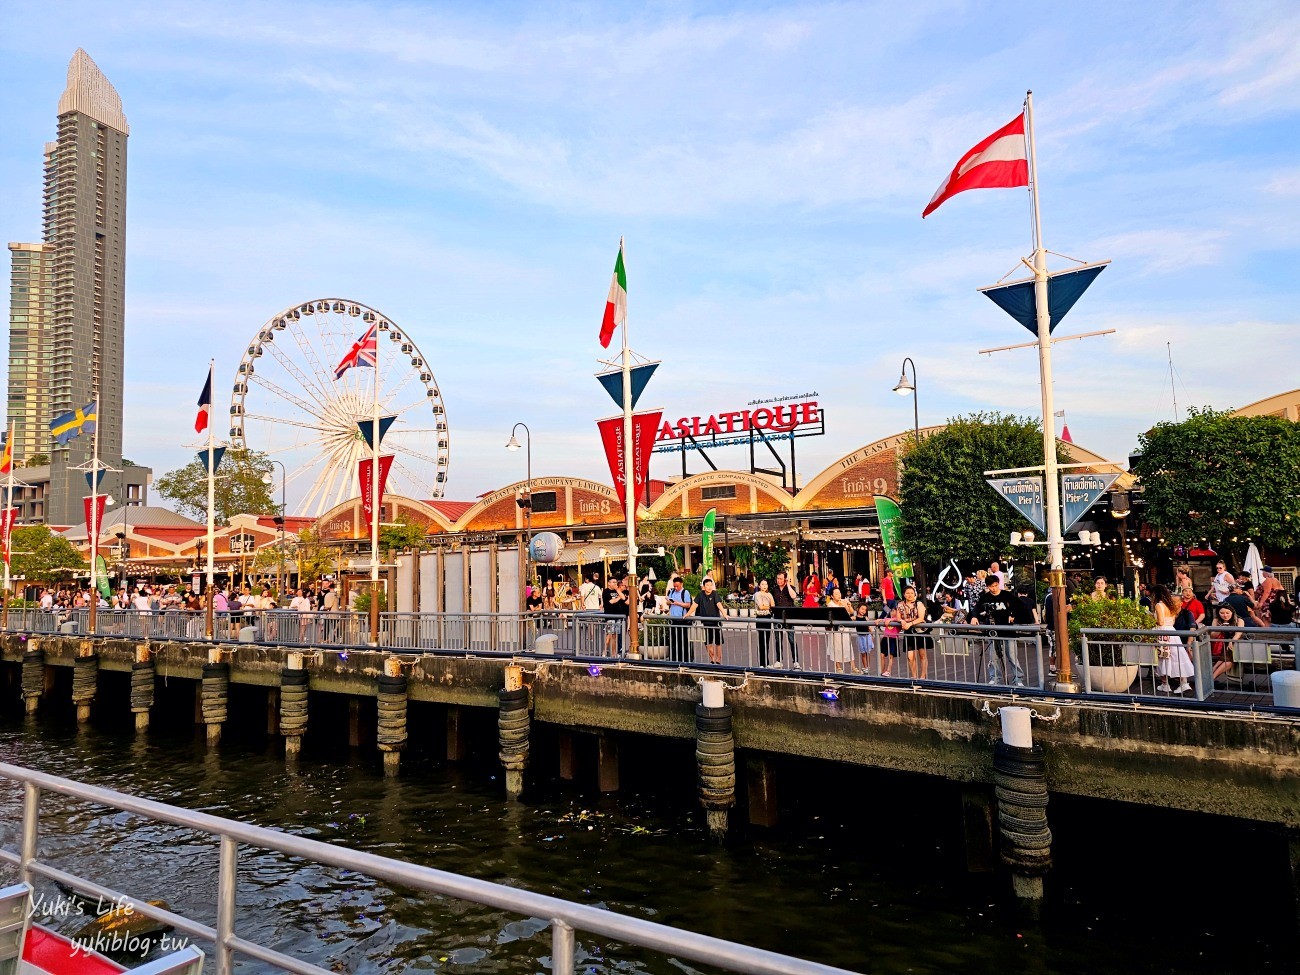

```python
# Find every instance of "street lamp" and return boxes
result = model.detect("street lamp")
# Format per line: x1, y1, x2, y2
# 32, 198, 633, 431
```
262, 460, 288, 599
892, 357, 920, 444
507, 423, 532, 602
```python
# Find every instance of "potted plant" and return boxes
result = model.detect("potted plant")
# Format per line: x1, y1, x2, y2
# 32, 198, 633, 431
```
1067, 595, 1155, 692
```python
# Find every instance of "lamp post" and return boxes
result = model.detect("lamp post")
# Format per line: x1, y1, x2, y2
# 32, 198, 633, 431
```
892, 357, 920, 444
506, 423, 532, 603
262, 460, 288, 601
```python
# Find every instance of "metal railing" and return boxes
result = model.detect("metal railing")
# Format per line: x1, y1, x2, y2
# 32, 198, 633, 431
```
7, 607, 1300, 707
1079, 625, 1300, 704
0, 762, 857, 975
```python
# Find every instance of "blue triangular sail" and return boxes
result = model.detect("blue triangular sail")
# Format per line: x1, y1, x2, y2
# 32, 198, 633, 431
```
596, 362, 658, 410
84, 469, 107, 491
979, 261, 1108, 336
196, 446, 226, 474
358, 415, 397, 450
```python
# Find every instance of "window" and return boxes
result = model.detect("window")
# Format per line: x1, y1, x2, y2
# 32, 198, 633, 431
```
701, 485, 737, 501
530, 491, 558, 514
228, 532, 257, 554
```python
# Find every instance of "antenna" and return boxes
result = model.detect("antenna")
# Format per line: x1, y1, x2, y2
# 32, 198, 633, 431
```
1167, 342, 1179, 420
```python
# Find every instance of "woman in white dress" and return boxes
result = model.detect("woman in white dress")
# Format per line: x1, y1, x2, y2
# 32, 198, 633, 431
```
826, 587, 855, 672
1152, 584, 1194, 694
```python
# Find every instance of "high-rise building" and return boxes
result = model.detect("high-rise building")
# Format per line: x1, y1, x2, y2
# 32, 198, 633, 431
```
7, 49, 140, 526
7, 242, 54, 462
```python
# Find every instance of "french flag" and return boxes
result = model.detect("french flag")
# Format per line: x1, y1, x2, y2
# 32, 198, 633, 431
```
335, 324, 378, 379
195, 364, 213, 433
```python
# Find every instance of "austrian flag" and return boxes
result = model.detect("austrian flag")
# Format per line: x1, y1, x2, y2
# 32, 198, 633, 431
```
922, 112, 1028, 218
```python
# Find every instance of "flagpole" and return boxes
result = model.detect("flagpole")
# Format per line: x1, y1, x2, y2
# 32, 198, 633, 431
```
2, 427, 13, 629
205, 359, 216, 639
1025, 91, 1073, 691
618, 238, 641, 656
370, 328, 381, 646
87, 401, 101, 634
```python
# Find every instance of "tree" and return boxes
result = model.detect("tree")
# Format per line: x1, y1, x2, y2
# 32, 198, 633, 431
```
379, 517, 428, 557
294, 528, 336, 586
637, 515, 692, 577
20, 454, 49, 469
155, 448, 278, 525
1133, 407, 1300, 561
897, 412, 1068, 568
10, 526, 86, 581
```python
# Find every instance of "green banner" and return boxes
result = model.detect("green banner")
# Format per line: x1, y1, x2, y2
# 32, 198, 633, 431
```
873, 496, 913, 580
95, 555, 110, 599
701, 508, 717, 576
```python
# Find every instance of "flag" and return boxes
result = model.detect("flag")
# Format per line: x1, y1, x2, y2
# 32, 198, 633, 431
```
596, 410, 662, 520
1061, 424, 1073, 444
0, 432, 11, 476
195, 364, 213, 433
0, 507, 17, 567
599, 243, 627, 348
922, 113, 1028, 218
335, 324, 378, 379
51, 401, 97, 446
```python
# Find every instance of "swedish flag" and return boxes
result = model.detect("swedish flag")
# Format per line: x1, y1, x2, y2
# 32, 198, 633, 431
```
50, 401, 97, 446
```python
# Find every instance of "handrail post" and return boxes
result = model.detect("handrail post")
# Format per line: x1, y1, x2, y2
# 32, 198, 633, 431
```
216, 834, 237, 975
551, 919, 575, 975
20, 782, 39, 886
1079, 633, 1091, 693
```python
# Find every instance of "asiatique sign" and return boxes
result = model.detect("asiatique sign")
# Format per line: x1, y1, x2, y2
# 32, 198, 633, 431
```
654, 397, 823, 443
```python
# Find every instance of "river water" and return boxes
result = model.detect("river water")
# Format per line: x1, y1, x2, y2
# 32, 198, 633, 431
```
0, 692, 1295, 975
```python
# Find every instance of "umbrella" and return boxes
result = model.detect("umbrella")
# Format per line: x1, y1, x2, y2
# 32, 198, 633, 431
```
1244, 543, 1264, 589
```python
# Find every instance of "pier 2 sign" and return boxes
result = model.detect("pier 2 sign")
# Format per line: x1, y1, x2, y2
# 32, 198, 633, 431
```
1061, 472, 1119, 532
986, 476, 1046, 533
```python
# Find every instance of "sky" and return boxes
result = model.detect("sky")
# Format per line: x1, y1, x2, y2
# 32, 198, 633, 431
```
1, 1, 1298, 513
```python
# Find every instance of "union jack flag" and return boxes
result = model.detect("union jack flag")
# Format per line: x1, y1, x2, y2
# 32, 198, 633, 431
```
334, 324, 377, 379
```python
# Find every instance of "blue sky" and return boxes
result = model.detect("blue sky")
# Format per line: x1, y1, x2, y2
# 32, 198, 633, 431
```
2, 1, 1298, 511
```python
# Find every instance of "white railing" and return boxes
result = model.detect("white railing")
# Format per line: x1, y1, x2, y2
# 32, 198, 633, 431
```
0, 762, 858, 975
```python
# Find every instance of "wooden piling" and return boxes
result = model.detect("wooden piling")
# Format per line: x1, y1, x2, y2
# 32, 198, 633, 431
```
130, 644, 154, 733
376, 656, 408, 777
745, 755, 777, 828
21, 646, 44, 716
557, 732, 576, 781
201, 646, 229, 746
961, 786, 996, 873
280, 650, 308, 760
498, 666, 530, 799
597, 734, 619, 793
446, 705, 467, 762
72, 640, 98, 725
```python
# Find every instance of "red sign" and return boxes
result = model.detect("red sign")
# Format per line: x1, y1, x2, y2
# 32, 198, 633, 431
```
83, 495, 107, 545
0, 508, 17, 566
598, 410, 662, 519
656, 399, 820, 441
358, 454, 395, 525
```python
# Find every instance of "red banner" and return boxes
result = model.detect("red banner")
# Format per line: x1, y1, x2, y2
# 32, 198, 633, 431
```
597, 410, 662, 520
358, 454, 395, 525
0, 508, 17, 566
83, 495, 107, 546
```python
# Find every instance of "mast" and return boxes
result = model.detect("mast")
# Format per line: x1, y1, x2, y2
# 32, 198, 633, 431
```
1025, 90, 1073, 690
1167, 342, 1179, 420
205, 359, 216, 638
370, 326, 381, 645
88, 405, 101, 633
3, 427, 13, 628
619, 238, 641, 655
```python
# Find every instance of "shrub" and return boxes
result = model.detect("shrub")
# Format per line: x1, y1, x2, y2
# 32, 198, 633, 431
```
1067, 595, 1155, 665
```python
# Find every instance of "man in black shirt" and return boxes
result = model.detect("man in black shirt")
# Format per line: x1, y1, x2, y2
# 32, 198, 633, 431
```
602, 576, 628, 656
970, 576, 1033, 686
771, 571, 801, 669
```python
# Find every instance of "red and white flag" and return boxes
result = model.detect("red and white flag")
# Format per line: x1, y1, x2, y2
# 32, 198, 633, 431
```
195, 364, 213, 433
922, 113, 1028, 218
335, 324, 378, 379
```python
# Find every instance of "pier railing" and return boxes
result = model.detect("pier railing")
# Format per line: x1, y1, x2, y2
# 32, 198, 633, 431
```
6, 607, 1299, 706
0, 762, 858, 975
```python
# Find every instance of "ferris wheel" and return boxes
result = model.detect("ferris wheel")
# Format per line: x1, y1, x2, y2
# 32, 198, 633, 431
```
229, 299, 450, 517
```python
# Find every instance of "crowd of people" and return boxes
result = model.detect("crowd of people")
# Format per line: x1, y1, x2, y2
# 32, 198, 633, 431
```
25, 579, 346, 624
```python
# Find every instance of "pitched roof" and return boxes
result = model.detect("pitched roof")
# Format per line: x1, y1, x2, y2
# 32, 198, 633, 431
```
61, 506, 204, 542
425, 500, 475, 523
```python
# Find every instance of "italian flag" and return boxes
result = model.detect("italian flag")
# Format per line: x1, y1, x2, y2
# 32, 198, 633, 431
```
599, 242, 626, 348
